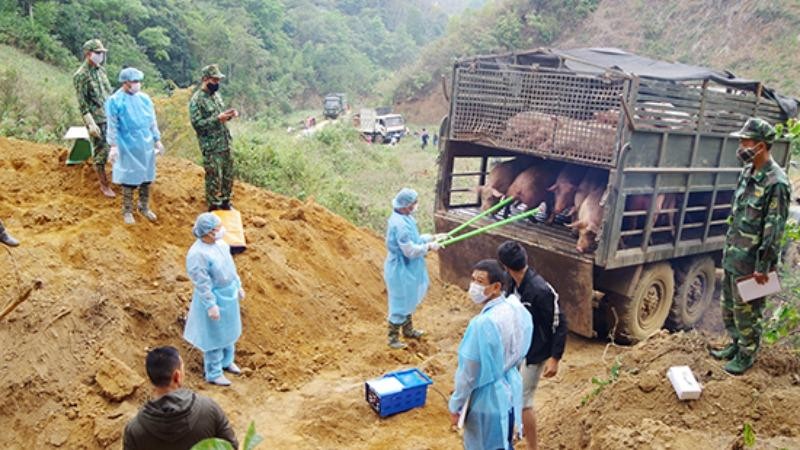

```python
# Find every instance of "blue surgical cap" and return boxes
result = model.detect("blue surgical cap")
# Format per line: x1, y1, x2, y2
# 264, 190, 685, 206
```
118, 67, 144, 83
192, 212, 221, 238
392, 188, 418, 209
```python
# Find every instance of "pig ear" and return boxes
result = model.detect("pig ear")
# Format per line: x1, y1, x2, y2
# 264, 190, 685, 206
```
546, 183, 557, 192
491, 188, 504, 198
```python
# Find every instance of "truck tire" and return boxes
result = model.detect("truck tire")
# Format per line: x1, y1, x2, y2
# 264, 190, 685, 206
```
666, 256, 716, 331
606, 262, 674, 343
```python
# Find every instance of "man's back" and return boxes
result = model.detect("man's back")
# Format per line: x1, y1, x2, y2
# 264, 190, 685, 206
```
123, 388, 237, 450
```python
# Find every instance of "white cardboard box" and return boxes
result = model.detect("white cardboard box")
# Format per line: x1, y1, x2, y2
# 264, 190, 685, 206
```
667, 366, 702, 400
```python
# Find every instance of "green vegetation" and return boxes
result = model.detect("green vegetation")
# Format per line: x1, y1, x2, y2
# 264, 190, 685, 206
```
191, 421, 263, 450
0, 0, 448, 117
742, 422, 756, 448
389, 0, 600, 103
0, 45, 77, 142
580, 357, 621, 406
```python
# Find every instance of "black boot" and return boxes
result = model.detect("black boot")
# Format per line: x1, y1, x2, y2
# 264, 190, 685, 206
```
138, 183, 157, 222
122, 186, 135, 224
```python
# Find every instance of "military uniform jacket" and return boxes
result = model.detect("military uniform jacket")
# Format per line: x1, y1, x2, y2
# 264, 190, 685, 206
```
73, 61, 112, 123
189, 89, 232, 154
722, 157, 790, 277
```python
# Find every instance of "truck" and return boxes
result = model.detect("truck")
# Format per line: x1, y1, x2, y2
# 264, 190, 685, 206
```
434, 47, 797, 342
323, 93, 347, 119
358, 108, 406, 144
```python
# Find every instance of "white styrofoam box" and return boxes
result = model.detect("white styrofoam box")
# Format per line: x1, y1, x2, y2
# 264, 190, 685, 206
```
667, 365, 702, 400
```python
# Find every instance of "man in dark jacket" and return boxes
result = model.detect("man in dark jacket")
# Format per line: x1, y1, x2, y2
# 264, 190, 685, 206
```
498, 241, 567, 450
124, 346, 238, 450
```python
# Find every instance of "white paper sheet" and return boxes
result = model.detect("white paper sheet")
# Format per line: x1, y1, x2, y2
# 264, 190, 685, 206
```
736, 271, 781, 302
63, 126, 89, 140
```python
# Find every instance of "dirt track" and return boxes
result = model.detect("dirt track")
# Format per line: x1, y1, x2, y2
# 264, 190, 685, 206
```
1, 138, 799, 449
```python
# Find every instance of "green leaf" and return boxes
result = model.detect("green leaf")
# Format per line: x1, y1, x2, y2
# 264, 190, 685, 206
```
743, 422, 756, 447
190, 438, 235, 450
243, 421, 264, 450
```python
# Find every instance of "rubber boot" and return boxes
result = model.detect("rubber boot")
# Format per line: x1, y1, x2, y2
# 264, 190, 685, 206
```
138, 183, 157, 222
388, 322, 406, 349
710, 340, 738, 360
0, 230, 19, 247
122, 186, 135, 225
402, 316, 425, 339
724, 351, 755, 375
96, 165, 116, 198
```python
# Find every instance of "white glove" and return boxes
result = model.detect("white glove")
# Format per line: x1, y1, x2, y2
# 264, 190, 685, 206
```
238, 288, 245, 301
208, 305, 221, 321
154, 141, 164, 156
435, 233, 449, 242
428, 242, 442, 251
109, 146, 119, 164
83, 113, 101, 138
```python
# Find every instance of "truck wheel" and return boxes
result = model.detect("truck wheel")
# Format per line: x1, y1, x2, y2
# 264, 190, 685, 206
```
666, 256, 716, 331
607, 262, 674, 343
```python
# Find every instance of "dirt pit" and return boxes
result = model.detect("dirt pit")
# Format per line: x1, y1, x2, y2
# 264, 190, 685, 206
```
1, 138, 799, 449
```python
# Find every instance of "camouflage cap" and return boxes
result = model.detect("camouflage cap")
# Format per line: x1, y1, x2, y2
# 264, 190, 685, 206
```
82, 39, 107, 53
730, 117, 776, 143
201, 64, 226, 79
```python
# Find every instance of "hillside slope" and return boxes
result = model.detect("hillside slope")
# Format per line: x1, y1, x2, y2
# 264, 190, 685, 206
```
397, 0, 800, 123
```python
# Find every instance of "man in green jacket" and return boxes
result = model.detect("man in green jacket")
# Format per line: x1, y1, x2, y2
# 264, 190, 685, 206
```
711, 117, 791, 374
188, 64, 239, 211
73, 39, 115, 198
123, 346, 238, 449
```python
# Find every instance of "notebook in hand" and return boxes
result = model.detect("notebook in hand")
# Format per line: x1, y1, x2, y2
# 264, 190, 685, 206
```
735, 271, 781, 302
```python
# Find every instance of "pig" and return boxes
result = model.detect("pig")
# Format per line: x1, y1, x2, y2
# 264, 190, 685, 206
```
568, 183, 605, 254
621, 193, 678, 247
571, 168, 609, 222
476, 157, 535, 211
502, 160, 561, 219
502, 111, 557, 151
545, 164, 587, 224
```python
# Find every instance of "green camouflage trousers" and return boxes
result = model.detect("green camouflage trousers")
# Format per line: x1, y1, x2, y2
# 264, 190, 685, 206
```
721, 270, 765, 357
202, 150, 234, 208
92, 122, 109, 166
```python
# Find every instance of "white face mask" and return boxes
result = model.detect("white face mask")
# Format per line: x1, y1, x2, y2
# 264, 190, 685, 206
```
468, 282, 488, 304
128, 82, 141, 94
89, 52, 105, 65
213, 226, 226, 241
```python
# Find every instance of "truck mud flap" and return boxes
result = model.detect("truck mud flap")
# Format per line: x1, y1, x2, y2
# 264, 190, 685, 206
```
435, 214, 596, 338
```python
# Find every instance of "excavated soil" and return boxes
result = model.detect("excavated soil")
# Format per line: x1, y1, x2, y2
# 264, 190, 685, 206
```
1, 137, 799, 450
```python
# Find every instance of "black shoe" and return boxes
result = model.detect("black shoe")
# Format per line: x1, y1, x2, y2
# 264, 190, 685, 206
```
208, 204, 220, 212
221, 201, 232, 210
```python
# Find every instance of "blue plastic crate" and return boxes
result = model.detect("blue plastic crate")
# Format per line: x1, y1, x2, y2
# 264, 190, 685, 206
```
365, 368, 433, 417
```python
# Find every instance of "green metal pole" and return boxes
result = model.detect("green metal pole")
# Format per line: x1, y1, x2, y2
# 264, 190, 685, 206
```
439, 207, 539, 248
444, 196, 516, 239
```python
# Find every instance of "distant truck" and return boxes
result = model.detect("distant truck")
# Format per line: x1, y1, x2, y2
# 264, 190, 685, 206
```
358, 108, 406, 144
434, 47, 797, 343
323, 93, 348, 119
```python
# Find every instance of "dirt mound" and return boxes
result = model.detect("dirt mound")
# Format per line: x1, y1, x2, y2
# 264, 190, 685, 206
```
539, 332, 800, 450
0, 137, 472, 449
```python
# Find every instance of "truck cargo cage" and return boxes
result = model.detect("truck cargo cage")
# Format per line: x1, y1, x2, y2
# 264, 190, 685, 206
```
449, 65, 628, 167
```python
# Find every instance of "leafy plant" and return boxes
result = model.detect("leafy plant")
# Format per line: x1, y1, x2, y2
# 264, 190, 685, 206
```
191, 422, 263, 450
742, 422, 756, 447
580, 357, 621, 406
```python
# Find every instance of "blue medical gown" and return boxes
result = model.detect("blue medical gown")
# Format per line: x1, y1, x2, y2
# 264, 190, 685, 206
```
105, 90, 160, 185
383, 212, 433, 319
449, 296, 533, 450
183, 239, 242, 352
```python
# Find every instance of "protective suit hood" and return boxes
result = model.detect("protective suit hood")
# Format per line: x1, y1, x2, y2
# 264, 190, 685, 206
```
138, 389, 195, 442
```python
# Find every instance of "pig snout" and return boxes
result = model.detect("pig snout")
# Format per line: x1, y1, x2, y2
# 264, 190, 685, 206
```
575, 229, 598, 253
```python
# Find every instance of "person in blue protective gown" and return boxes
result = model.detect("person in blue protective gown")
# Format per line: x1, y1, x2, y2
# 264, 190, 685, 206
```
449, 259, 533, 450
105, 67, 164, 225
383, 188, 446, 349
183, 213, 246, 386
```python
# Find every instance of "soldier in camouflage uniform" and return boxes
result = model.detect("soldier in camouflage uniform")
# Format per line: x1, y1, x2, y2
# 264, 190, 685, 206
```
188, 64, 239, 211
0, 219, 20, 247
712, 117, 791, 374
73, 39, 115, 198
